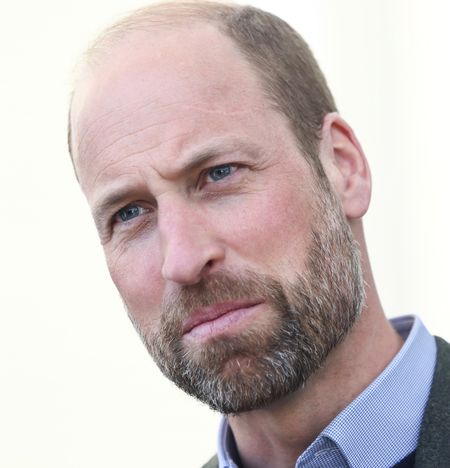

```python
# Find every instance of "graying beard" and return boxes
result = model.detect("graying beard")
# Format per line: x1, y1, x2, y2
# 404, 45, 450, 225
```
131, 189, 365, 414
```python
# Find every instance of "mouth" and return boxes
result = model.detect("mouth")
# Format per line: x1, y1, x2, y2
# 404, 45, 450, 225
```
182, 299, 264, 340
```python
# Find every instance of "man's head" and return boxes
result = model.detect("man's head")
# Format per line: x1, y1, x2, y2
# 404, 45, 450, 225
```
69, 1, 337, 180
70, 1, 371, 414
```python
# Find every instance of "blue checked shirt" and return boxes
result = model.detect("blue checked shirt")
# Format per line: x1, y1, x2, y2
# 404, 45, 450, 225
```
216, 315, 437, 468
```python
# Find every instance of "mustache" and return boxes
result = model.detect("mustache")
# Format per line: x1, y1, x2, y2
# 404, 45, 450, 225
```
160, 270, 287, 331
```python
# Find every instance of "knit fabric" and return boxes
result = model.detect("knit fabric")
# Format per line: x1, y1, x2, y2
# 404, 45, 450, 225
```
415, 336, 450, 468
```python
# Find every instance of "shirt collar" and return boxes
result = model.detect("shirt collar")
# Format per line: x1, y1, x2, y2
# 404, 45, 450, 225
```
217, 315, 437, 468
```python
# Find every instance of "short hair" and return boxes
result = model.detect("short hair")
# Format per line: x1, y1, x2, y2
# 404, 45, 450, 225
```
70, 1, 337, 179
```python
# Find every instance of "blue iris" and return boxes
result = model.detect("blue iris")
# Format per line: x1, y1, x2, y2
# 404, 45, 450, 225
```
118, 205, 141, 222
208, 164, 232, 181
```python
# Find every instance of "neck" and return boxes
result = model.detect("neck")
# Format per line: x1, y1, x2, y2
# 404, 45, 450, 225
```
227, 228, 403, 468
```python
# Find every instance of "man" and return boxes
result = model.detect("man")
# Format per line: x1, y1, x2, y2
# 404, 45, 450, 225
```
68, 2, 449, 467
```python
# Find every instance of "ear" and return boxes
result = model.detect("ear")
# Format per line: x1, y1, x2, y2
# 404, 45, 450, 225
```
319, 113, 372, 219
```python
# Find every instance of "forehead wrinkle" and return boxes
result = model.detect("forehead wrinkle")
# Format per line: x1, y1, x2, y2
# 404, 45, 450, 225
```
80, 103, 262, 189
77, 97, 178, 163
82, 113, 194, 176
88, 127, 198, 193
76, 105, 124, 158
75, 64, 261, 161
80, 95, 257, 157
76, 70, 216, 149
77, 92, 176, 156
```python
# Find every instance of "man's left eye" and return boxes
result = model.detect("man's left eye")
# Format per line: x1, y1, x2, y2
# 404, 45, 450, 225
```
207, 164, 235, 182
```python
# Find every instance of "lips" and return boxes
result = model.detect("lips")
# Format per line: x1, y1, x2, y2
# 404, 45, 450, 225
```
182, 299, 263, 337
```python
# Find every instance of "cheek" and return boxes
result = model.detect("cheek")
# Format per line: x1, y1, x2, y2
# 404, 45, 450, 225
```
224, 188, 314, 275
104, 240, 164, 328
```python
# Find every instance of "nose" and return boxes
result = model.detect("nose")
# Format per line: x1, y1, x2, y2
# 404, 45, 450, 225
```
158, 198, 225, 285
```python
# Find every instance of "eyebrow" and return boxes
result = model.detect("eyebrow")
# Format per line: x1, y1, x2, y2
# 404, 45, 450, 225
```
176, 138, 259, 173
91, 138, 261, 227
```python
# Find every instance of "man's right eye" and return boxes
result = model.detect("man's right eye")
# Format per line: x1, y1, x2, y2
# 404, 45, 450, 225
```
115, 204, 147, 223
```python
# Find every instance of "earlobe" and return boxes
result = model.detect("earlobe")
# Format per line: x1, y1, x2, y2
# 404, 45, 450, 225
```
320, 113, 372, 219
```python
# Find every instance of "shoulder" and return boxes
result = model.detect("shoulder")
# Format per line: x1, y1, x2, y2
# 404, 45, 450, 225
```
415, 336, 450, 467
201, 454, 219, 468
429, 336, 450, 395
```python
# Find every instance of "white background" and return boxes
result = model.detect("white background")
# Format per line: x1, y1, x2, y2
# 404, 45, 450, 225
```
1, 1, 449, 467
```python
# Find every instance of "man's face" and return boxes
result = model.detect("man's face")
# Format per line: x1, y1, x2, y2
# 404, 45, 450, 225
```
72, 25, 363, 413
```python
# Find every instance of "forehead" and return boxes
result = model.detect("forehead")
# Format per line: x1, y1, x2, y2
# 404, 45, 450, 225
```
70, 24, 299, 200
72, 26, 267, 150
76, 24, 260, 107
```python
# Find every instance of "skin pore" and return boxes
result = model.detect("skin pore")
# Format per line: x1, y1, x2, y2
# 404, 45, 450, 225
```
71, 24, 403, 468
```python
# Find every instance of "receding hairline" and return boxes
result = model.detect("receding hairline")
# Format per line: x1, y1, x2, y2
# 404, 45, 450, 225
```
82, 1, 247, 69
69, 0, 337, 183
69, 2, 268, 164
69, 15, 273, 167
